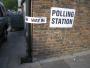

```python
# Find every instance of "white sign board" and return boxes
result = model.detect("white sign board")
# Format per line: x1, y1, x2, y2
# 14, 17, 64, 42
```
50, 7, 76, 28
25, 16, 47, 24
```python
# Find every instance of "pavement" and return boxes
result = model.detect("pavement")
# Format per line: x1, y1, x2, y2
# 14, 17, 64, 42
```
0, 31, 90, 68
20, 53, 90, 68
0, 31, 26, 68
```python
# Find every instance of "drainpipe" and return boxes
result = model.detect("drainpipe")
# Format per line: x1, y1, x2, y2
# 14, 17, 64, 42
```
26, 0, 32, 62
21, 0, 32, 63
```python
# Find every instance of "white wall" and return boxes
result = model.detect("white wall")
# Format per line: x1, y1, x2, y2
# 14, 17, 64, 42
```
18, 0, 22, 11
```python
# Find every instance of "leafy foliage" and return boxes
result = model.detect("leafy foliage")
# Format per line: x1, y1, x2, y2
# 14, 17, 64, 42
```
3, 0, 18, 11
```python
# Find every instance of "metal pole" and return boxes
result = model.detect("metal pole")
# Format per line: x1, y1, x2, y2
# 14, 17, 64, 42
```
26, 0, 32, 62
21, 0, 32, 63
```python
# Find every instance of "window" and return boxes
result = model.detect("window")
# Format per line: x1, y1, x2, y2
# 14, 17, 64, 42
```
0, 6, 3, 17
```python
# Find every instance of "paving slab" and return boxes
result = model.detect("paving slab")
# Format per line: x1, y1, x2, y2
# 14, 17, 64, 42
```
64, 54, 90, 68
7, 56, 20, 68
0, 57, 8, 68
40, 60, 70, 68
0, 31, 26, 68
18, 62, 41, 68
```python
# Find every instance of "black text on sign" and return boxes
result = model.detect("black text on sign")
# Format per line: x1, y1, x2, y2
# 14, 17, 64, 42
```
50, 7, 76, 28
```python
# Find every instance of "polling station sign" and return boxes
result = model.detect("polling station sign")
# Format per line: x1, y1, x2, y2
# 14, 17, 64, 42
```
50, 7, 76, 28
25, 16, 47, 24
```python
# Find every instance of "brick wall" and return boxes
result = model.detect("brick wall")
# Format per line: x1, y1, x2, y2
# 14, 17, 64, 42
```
30, 0, 90, 61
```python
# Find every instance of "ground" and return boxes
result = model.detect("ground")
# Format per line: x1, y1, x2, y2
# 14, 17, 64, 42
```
0, 31, 90, 68
0, 31, 26, 68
